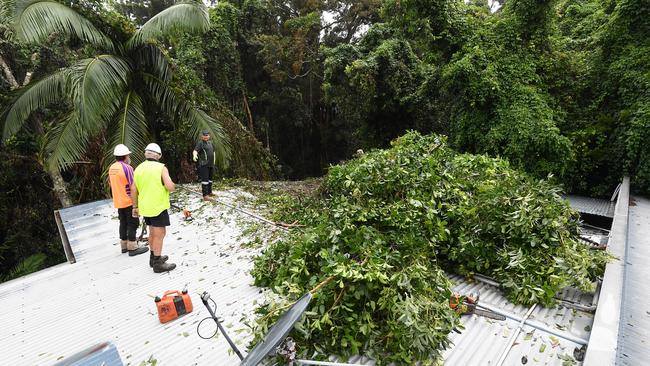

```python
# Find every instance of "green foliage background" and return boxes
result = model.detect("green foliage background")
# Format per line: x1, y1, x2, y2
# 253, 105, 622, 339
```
6, 0, 647, 203
321, 0, 649, 196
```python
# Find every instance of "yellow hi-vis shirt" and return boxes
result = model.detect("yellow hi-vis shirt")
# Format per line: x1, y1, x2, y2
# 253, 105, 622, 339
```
133, 160, 170, 217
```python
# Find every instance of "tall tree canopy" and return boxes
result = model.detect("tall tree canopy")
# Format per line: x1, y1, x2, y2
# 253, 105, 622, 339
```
4, 0, 647, 196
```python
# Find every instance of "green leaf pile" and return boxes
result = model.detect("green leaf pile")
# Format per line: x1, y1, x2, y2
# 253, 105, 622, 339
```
251, 131, 609, 365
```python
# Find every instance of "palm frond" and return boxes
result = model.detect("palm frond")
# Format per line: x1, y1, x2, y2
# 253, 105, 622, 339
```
143, 74, 231, 167
132, 44, 172, 82
0, 0, 15, 22
4, 253, 46, 281
45, 111, 89, 171
13, 0, 114, 50
104, 90, 149, 170
2, 69, 68, 141
68, 55, 131, 135
127, 2, 209, 48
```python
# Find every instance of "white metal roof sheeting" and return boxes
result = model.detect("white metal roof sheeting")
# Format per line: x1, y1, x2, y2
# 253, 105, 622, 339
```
616, 195, 650, 365
566, 195, 615, 218
1, 187, 270, 366
2, 184, 608, 366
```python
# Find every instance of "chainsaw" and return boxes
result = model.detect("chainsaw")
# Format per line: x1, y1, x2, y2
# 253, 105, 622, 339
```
449, 291, 505, 321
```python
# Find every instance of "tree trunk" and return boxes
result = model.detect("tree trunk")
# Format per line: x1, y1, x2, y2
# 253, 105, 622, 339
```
32, 116, 73, 208
0, 53, 38, 89
266, 123, 270, 151
242, 90, 254, 132
48, 167, 73, 208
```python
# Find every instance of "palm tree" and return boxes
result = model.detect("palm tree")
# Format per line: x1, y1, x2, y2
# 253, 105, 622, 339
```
1, 0, 230, 206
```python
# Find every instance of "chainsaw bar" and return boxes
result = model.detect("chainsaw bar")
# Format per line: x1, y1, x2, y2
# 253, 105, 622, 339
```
472, 308, 506, 321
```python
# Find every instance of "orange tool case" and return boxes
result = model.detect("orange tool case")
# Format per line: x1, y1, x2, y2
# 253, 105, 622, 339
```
155, 290, 193, 323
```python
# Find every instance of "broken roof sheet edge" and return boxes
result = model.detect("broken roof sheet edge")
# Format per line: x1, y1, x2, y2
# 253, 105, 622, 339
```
565, 195, 616, 218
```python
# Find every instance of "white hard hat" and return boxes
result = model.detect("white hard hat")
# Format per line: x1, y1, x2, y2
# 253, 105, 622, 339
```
113, 144, 132, 156
145, 143, 162, 155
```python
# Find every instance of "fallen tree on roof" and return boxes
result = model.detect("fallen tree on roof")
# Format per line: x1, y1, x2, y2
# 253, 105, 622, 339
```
250, 131, 610, 365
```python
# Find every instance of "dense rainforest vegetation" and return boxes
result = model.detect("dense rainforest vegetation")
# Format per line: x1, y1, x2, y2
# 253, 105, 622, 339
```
0, 0, 647, 281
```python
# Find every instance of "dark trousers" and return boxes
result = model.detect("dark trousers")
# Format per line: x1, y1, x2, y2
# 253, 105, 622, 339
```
198, 165, 213, 196
117, 206, 139, 241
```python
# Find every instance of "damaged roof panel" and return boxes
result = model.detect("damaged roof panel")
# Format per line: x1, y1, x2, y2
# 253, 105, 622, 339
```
566, 195, 615, 218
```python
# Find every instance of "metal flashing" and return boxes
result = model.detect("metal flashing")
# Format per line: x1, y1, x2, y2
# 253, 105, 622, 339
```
616, 195, 650, 365
583, 177, 630, 365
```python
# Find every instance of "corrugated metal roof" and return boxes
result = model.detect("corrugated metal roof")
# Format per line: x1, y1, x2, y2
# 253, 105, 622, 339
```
566, 195, 615, 218
1, 184, 612, 366
616, 195, 650, 365
0, 187, 271, 366
443, 274, 595, 365
297, 274, 602, 366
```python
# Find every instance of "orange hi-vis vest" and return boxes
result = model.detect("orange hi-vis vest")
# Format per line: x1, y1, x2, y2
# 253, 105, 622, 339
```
108, 161, 135, 209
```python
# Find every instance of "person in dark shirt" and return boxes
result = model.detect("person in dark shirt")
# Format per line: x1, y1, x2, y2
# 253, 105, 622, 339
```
193, 129, 216, 200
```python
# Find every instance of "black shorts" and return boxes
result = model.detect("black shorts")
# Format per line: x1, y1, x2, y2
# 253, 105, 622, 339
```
144, 209, 170, 227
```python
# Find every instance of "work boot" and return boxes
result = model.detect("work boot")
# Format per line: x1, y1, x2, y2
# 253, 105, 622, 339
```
149, 252, 169, 268
120, 240, 128, 254
203, 195, 211, 201
152, 256, 176, 273
127, 240, 149, 256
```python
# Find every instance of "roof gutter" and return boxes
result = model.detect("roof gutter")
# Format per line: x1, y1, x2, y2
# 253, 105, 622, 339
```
583, 177, 630, 365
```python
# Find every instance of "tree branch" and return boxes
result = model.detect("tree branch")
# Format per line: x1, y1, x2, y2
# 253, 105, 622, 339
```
242, 89, 254, 132
288, 68, 312, 79
22, 53, 39, 86
0, 54, 20, 89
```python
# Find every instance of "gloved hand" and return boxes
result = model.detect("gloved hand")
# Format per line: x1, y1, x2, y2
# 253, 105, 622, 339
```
192, 150, 198, 162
